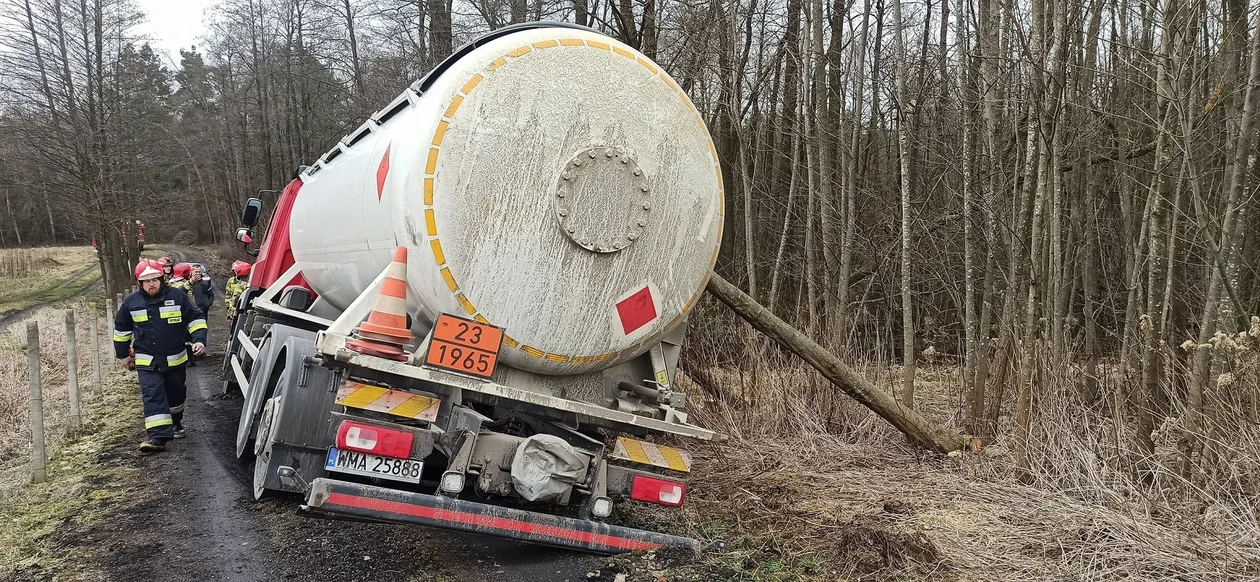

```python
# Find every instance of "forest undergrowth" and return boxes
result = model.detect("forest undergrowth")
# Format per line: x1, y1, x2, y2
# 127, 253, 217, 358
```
653, 311, 1260, 581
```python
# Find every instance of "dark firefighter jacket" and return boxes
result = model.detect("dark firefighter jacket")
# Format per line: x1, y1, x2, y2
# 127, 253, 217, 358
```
113, 284, 208, 370
192, 277, 215, 313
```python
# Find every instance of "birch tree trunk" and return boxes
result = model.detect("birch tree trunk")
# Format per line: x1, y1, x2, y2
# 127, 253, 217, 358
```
892, 0, 916, 407
836, 0, 871, 352
1014, 0, 1063, 474
1182, 4, 1260, 477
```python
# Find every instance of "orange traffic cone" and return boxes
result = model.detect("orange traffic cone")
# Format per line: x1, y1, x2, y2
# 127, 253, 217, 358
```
346, 246, 413, 361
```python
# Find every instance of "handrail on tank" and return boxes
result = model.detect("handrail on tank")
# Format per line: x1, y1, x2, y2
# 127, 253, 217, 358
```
301, 21, 597, 182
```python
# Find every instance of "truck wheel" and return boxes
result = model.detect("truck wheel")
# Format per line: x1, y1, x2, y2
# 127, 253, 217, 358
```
235, 338, 276, 460
253, 395, 280, 500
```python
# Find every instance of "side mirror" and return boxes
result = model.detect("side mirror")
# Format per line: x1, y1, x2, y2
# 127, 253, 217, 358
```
241, 198, 263, 228
237, 228, 260, 257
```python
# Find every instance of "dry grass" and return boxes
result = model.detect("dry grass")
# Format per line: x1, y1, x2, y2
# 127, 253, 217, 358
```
0, 248, 58, 279
0, 302, 139, 578
639, 304, 1260, 581
0, 302, 121, 483
659, 422, 1260, 581
0, 246, 100, 316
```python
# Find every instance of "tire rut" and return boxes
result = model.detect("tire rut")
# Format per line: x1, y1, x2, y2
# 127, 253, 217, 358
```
0, 263, 102, 330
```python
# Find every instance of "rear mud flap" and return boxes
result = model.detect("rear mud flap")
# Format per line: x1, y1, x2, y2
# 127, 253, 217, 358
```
302, 478, 701, 555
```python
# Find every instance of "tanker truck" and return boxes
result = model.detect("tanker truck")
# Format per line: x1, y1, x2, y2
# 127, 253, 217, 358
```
223, 22, 725, 554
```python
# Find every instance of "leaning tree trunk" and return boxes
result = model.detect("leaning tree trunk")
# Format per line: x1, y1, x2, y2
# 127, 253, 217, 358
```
706, 273, 964, 453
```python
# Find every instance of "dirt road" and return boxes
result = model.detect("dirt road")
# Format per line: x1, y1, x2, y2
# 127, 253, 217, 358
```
64, 249, 606, 582
0, 262, 102, 330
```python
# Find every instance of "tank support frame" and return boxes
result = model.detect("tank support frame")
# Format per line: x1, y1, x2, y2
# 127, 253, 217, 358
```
306, 263, 720, 442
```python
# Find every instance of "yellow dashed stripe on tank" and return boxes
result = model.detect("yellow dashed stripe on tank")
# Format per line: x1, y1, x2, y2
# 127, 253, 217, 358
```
423, 33, 724, 365
429, 240, 446, 265
431, 122, 449, 147
521, 345, 545, 358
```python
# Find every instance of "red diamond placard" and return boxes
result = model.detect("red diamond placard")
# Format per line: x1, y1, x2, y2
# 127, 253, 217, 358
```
616, 286, 657, 336
376, 143, 392, 200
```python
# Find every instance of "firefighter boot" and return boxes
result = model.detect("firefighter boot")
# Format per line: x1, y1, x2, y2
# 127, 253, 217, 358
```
138, 440, 166, 453
167, 368, 188, 439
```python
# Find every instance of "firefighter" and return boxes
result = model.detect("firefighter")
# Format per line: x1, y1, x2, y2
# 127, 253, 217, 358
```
225, 261, 251, 321
170, 263, 195, 302
188, 264, 215, 365
158, 256, 174, 281
113, 259, 207, 452
189, 263, 215, 317
168, 263, 200, 366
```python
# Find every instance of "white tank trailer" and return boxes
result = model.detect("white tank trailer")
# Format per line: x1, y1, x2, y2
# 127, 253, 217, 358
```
289, 25, 724, 376
230, 23, 725, 555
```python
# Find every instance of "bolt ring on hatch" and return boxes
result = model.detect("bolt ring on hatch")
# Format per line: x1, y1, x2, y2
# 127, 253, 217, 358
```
555, 146, 651, 254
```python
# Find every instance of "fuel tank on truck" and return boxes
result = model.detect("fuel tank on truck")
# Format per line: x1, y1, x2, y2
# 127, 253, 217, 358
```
289, 23, 724, 376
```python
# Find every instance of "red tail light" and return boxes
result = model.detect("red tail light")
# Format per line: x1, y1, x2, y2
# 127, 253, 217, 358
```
630, 475, 686, 507
336, 420, 413, 459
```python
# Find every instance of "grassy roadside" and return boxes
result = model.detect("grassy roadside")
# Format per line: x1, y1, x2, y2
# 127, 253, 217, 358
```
590, 368, 1260, 582
597, 436, 1260, 582
0, 304, 143, 581
0, 247, 102, 318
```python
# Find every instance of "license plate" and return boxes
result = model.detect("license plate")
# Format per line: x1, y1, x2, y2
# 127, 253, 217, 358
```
325, 447, 422, 483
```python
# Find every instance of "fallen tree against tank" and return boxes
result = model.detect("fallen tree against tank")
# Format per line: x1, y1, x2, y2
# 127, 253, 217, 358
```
705, 273, 965, 454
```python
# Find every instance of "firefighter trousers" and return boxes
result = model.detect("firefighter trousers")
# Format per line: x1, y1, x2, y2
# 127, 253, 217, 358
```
138, 367, 187, 442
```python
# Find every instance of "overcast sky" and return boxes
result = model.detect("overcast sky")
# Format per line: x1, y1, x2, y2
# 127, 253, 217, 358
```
135, 0, 213, 66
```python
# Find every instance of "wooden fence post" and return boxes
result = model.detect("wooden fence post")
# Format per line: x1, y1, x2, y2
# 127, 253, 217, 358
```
90, 302, 102, 392
28, 321, 46, 484
65, 310, 81, 428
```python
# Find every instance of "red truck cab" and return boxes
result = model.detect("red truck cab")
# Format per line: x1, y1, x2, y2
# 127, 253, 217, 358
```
239, 179, 312, 295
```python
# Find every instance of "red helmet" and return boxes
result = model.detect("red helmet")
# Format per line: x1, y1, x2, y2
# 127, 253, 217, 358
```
232, 261, 252, 277
157, 256, 172, 267
174, 263, 192, 279
134, 259, 164, 281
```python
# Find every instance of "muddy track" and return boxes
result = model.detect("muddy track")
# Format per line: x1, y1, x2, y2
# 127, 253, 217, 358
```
0, 263, 102, 330
68, 248, 604, 581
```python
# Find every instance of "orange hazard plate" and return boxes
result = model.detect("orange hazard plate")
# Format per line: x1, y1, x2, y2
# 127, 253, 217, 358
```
423, 314, 503, 379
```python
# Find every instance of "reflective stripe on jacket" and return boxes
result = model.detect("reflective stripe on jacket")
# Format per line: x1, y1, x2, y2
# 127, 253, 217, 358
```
113, 285, 207, 370
225, 277, 249, 316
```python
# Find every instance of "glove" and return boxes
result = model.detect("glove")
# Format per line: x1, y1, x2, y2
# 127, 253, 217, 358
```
192, 342, 207, 356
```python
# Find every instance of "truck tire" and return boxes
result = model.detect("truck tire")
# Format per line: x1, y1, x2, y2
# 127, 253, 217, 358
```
235, 325, 319, 460
253, 385, 288, 500
235, 337, 276, 460
251, 340, 324, 500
